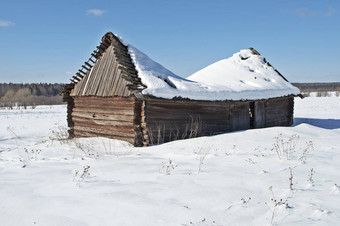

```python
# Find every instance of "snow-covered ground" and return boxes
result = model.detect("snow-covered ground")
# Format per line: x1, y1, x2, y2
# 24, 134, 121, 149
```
0, 97, 339, 226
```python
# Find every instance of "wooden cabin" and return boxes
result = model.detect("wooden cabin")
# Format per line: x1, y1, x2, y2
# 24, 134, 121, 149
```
62, 32, 300, 146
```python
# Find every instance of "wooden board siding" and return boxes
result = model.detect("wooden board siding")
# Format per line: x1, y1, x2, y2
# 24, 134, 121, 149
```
61, 84, 75, 137
71, 45, 132, 97
71, 96, 141, 146
69, 33, 143, 98
142, 99, 251, 145
254, 96, 294, 128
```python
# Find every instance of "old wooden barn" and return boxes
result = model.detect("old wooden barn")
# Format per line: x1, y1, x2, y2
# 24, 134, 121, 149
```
62, 32, 300, 146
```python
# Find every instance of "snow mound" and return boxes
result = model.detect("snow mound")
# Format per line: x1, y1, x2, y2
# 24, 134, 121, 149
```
188, 49, 300, 98
119, 36, 299, 100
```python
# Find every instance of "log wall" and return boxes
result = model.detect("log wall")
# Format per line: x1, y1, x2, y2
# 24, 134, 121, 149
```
142, 99, 250, 145
67, 95, 294, 147
255, 96, 294, 128
61, 84, 75, 137
71, 96, 142, 146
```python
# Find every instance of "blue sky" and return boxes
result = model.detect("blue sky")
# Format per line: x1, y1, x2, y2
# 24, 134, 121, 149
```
0, 0, 339, 83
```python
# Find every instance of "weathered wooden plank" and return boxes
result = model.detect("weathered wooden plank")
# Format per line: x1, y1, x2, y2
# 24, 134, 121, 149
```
145, 114, 230, 122
74, 130, 135, 144
73, 106, 134, 114
72, 111, 134, 121
73, 104, 134, 112
73, 96, 135, 103
97, 45, 115, 96
91, 45, 112, 95
72, 116, 134, 127
103, 54, 118, 96
74, 125, 135, 137
73, 121, 135, 132
75, 104, 133, 111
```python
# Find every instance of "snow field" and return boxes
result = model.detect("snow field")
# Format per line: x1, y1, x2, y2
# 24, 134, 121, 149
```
0, 97, 339, 225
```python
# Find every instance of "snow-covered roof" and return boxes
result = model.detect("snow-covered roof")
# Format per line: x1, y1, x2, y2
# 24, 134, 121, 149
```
120, 37, 300, 101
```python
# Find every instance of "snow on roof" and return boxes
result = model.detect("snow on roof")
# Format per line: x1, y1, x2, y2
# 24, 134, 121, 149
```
119, 36, 300, 101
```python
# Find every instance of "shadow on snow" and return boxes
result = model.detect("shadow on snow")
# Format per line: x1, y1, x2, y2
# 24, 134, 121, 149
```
293, 118, 340, 129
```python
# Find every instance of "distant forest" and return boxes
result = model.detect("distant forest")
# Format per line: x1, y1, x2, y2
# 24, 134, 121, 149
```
292, 82, 340, 92
0, 83, 64, 107
0, 82, 339, 108
292, 82, 340, 97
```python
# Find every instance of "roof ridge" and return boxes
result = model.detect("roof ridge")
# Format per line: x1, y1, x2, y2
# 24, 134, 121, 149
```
248, 47, 289, 83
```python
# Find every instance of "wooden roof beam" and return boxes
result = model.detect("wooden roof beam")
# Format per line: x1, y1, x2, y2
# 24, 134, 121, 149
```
89, 57, 96, 63
82, 65, 91, 71
76, 72, 84, 78
118, 65, 138, 75
121, 75, 141, 83
93, 50, 102, 57
85, 62, 93, 68
100, 42, 110, 48
78, 69, 86, 75
96, 45, 106, 52
102, 39, 111, 46
91, 53, 99, 59
72, 76, 81, 81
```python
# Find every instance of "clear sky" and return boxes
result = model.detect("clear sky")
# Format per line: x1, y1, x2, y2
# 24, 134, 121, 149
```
0, 0, 339, 83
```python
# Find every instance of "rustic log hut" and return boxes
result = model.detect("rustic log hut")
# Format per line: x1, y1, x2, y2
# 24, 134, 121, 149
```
62, 32, 300, 146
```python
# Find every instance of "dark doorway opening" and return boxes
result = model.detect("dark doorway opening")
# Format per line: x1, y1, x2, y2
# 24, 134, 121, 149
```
249, 101, 255, 129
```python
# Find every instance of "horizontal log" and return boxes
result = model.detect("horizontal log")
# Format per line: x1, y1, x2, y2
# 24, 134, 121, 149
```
73, 96, 135, 102
145, 113, 231, 121
72, 111, 134, 121
73, 102, 135, 110
72, 116, 134, 127
72, 107, 134, 115
73, 101, 135, 107
73, 107, 136, 115
145, 103, 232, 111
143, 118, 231, 126
73, 122, 135, 132
146, 99, 249, 107
74, 130, 135, 144
74, 125, 135, 138
145, 123, 230, 131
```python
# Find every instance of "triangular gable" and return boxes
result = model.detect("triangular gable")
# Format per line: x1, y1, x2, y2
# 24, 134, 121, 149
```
69, 32, 146, 97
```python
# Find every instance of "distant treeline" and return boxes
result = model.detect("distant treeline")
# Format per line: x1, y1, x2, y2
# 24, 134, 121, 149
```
0, 82, 339, 108
0, 83, 65, 107
292, 82, 340, 92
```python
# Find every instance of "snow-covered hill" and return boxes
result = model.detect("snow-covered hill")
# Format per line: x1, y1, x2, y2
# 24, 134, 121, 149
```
0, 97, 339, 225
